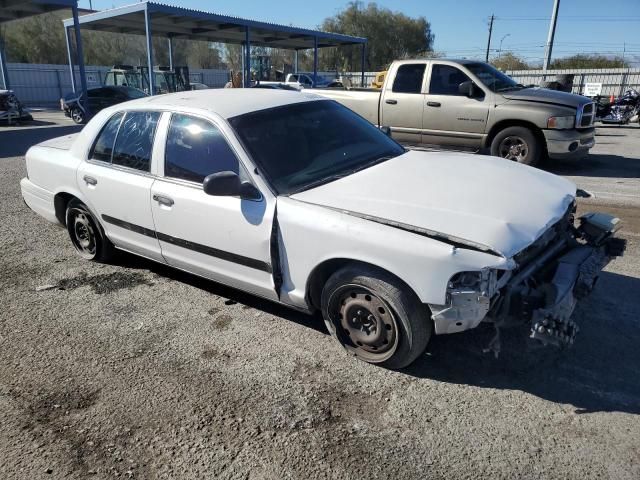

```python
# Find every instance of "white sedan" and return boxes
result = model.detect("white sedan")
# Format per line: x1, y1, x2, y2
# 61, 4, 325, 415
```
20, 89, 625, 368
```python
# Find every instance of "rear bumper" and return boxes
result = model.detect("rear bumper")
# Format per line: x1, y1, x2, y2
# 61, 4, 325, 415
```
543, 128, 595, 160
20, 178, 59, 225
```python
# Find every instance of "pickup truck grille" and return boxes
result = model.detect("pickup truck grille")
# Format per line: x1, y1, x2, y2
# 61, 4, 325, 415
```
577, 102, 595, 128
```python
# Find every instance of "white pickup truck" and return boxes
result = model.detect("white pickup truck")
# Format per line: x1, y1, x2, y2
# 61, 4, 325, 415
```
315, 59, 597, 166
20, 89, 625, 368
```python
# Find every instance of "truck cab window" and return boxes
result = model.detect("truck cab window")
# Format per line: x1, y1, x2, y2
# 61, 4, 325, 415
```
429, 65, 471, 96
165, 114, 240, 184
111, 111, 160, 171
391, 64, 426, 94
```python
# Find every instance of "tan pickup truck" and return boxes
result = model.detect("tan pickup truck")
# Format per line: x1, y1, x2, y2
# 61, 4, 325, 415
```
314, 59, 596, 166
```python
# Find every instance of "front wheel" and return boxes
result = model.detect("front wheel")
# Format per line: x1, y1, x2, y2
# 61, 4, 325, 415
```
321, 264, 432, 369
65, 199, 114, 262
490, 126, 541, 166
70, 107, 85, 124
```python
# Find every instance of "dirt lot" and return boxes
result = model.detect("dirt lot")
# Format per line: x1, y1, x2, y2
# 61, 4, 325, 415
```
1, 113, 639, 479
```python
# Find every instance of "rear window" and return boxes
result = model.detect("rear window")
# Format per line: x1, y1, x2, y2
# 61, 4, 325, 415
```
111, 111, 161, 171
392, 64, 426, 94
89, 112, 123, 162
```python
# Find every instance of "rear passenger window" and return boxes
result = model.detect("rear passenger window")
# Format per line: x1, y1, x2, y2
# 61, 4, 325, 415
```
111, 111, 161, 171
392, 64, 426, 94
165, 114, 240, 183
90, 112, 123, 162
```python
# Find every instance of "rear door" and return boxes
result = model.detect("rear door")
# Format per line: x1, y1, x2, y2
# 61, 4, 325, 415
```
380, 62, 427, 144
77, 110, 163, 262
422, 63, 490, 148
150, 112, 277, 300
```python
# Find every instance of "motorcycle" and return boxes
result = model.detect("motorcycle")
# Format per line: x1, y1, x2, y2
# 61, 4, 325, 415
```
596, 88, 640, 125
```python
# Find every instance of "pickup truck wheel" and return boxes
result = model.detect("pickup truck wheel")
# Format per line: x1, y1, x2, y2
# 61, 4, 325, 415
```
70, 107, 85, 124
491, 126, 540, 166
65, 199, 114, 262
321, 265, 431, 369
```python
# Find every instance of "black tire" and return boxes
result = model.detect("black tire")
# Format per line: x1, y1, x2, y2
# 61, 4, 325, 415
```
70, 107, 85, 124
65, 199, 114, 262
321, 264, 432, 369
490, 126, 541, 166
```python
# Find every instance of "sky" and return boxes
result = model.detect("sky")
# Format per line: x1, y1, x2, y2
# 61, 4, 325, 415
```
80, 0, 640, 65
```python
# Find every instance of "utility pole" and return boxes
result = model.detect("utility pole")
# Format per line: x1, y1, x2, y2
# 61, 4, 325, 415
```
485, 14, 494, 62
542, 0, 560, 71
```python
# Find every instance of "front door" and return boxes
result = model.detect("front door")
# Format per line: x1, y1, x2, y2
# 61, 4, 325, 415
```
380, 62, 427, 145
422, 63, 490, 148
150, 113, 277, 300
77, 110, 163, 262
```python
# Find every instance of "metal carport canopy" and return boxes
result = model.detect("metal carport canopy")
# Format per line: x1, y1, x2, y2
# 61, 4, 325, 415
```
62, 1, 367, 90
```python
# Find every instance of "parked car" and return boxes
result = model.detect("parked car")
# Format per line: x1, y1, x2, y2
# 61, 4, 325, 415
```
314, 59, 597, 166
21, 89, 625, 368
0, 89, 32, 124
61, 86, 147, 124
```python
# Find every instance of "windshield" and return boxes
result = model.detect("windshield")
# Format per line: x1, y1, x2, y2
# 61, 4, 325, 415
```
229, 100, 405, 195
465, 62, 523, 92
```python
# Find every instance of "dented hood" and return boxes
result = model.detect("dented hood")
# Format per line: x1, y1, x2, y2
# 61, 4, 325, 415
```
290, 150, 576, 258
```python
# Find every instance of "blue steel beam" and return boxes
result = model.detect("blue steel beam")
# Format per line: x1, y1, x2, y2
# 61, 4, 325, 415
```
64, 26, 76, 93
71, 4, 89, 114
0, 36, 9, 90
144, 4, 155, 95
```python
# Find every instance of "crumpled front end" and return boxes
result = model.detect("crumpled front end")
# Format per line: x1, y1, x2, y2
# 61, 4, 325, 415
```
430, 206, 626, 355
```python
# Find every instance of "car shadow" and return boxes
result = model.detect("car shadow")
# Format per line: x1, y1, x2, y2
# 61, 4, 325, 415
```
546, 152, 640, 179
113, 251, 328, 335
405, 271, 640, 415
0, 124, 82, 159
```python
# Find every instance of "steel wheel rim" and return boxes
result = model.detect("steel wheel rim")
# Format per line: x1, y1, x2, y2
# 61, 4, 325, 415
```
328, 285, 399, 363
498, 135, 528, 161
70, 210, 96, 256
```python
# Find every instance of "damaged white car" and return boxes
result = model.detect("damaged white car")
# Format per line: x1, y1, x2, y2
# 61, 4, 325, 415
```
20, 90, 626, 368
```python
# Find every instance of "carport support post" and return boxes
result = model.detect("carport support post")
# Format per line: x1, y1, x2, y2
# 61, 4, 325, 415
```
144, 6, 155, 95
64, 27, 76, 93
294, 50, 298, 74
243, 27, 251, 87
360, 43, 366, 87
0, 36, 9, 90
313, 36, 318, 87
168, 36, 174, 71
72, 5, 89, 115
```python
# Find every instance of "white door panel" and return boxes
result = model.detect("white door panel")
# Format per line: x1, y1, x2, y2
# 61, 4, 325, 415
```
77, 162, 163, 261
150, 180, 277, 300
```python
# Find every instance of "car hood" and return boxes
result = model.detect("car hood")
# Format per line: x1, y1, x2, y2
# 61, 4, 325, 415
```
290, 150, 576, 258
500, 87, 588, 109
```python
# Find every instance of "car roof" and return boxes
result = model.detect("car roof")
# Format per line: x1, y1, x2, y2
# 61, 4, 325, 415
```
120, 88, 322, 119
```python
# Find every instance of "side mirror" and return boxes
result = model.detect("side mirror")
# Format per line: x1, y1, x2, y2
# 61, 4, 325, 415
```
379, 126, 392, 137
459, 80, 482, 98
203, 171, 261, 200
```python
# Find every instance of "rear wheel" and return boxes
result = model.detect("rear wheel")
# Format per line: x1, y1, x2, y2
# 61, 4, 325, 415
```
490, 126, 541, 166
321, 264, 432, 369
65, 199, 114, 262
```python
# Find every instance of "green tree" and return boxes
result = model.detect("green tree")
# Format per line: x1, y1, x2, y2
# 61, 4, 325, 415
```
491, 52, 531, 71
320, 1, 435, 72
550, 54, 628, 69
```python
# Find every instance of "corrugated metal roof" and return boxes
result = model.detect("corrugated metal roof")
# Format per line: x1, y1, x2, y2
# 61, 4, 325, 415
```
62, 1, 366, 49
0, 0, 78, 24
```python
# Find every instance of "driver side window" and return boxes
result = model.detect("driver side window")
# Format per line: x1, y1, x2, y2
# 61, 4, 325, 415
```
429, 64, 471, 96
165, 114, 240, 184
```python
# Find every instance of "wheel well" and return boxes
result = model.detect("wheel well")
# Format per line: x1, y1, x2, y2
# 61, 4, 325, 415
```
53, 192, 76, 226
305, 258, 417, 311
485, 120, 547, 155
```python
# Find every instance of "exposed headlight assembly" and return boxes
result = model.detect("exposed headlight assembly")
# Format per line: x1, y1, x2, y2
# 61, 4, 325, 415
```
547, 115, 575, 129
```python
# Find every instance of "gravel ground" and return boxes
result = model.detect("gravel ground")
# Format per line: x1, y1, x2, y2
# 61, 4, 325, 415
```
1, 113, 639, 479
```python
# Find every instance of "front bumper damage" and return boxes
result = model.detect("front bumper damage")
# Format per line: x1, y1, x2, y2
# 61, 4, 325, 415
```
432, 209, 626, 356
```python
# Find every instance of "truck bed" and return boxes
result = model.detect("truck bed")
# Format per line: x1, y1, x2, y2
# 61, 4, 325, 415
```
312, 88, 381, 126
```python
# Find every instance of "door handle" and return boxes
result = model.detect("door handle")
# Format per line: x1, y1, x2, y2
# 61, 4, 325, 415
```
385, 99, 398, 105
427, 101, 441, 107
83, 175, 97, 186
153, 194, 174, 207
